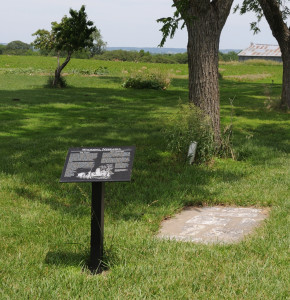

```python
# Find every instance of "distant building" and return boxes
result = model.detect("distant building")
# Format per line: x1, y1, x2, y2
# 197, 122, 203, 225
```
238, 43, 282, 62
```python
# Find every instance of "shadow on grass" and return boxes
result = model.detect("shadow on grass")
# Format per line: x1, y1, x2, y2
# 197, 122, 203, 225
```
220, 80, 289, 155
45, 251, 87, 267
0, 79, 288, 221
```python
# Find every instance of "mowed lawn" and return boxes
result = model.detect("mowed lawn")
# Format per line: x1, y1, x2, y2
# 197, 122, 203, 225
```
0, 55, 289, 299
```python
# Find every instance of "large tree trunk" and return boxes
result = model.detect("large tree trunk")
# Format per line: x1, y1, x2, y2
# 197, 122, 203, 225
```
257, 0, 290, 109
281, 50, 290, 109
53, 52, 72, 87
176, 0, 234, 146
186, 14, 221, 144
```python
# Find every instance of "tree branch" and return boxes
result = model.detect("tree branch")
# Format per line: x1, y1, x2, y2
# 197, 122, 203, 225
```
257, 0, 289, 47
212, 0, 234, 29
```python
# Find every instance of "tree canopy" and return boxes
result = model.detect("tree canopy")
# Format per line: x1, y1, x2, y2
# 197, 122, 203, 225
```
6, 40, 31, 50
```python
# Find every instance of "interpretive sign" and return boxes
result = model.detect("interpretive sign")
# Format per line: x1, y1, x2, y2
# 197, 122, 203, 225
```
60, 146, 135, 183
60, 146, 135, 274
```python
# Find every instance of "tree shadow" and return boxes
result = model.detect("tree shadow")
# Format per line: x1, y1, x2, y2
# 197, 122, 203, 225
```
1, 78, 287, 222
0, 83, 243, 221
45, 251, 87, 267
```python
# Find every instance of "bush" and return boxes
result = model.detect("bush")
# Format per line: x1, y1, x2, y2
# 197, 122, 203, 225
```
45, 76, 68, 88
163, 102, 216, 163
122, 68, 170, 90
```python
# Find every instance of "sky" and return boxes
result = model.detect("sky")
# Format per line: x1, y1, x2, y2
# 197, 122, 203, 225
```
0, 0, 281, 50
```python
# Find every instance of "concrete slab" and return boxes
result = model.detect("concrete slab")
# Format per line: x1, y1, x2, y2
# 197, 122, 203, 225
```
157, 206, 269, 244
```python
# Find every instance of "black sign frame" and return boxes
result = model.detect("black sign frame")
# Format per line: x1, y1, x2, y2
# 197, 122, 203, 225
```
60, 146, 135, 183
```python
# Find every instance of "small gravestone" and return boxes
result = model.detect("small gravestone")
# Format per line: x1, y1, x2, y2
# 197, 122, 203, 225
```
60, 146, 135, 273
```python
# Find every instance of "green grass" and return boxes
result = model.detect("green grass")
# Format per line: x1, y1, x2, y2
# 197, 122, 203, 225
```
0, 55, 289, 299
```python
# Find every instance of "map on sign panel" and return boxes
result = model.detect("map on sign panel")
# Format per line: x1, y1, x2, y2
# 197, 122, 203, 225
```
60, 146, 135, 182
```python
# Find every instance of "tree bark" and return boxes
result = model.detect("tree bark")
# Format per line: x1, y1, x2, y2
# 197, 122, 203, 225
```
176, 0, 234, 145
53, 52, 72, 87
257, 0, 290, 109
281, 50, 290, 109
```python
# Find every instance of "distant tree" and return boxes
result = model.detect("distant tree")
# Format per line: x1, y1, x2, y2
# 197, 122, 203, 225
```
5, 40, 31, 55
219, 51, 239, 62
0, 44, 6, 55
32, 5, 96, 87
235, 0, 290, 109
6, 40, 30, 50
90, 29, 107, 56
158, 0, 234, 145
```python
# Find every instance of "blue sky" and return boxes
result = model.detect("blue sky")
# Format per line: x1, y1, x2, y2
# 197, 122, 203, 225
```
0, 0, 279, 49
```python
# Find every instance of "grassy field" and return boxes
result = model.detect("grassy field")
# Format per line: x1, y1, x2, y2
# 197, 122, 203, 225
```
0, 55, 289, 299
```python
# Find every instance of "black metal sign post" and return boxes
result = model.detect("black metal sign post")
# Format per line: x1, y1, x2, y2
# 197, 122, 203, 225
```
90, 182, 104, 273
60, 146, 135, 274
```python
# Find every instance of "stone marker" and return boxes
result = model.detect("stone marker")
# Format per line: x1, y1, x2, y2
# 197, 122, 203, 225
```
158, 206, 269, 244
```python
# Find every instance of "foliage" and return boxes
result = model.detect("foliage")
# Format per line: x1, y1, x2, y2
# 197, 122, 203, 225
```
89, 29, 107, 56
157, 0, 190, 47
45, 75, 68, 88
6, 40, 31, 50
1, 40, 32, 55
0, 42, 189, 64
234, 0, 290, 33
122, 68, 171, 90
0, 44, 5, 54
33, 6, 96, 54
94, 49, 188, 64
219, 51, 239, 62
163, 102, 216, 163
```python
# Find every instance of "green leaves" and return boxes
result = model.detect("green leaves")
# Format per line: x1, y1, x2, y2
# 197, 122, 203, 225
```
234, 0, 290, 34
157, 0, 190, 47
32, 5, 96, 55
32, 29, 55, 51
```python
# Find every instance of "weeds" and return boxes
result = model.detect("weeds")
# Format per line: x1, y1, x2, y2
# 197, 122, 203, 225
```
263, 81, 284, 111
163, 102, 216, 163
45, 76, 68, 88
219, 97, 236, 160
122, 67, 171, 90
71, 66, 109, 75
164, 99, 237, 163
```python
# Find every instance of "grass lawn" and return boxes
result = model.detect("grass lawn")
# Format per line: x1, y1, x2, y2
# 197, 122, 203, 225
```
0, 55, 289, 299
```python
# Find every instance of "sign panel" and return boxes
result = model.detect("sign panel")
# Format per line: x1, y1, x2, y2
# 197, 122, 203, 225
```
60, 146, 135, 182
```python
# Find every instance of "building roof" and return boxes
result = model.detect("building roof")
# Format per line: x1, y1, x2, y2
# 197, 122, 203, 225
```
238, 43, 281, 57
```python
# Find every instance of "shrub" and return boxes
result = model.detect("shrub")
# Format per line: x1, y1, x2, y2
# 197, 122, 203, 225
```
45, 76, 68, 88
163, 102, 216, 163
122, 68, 170, 90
